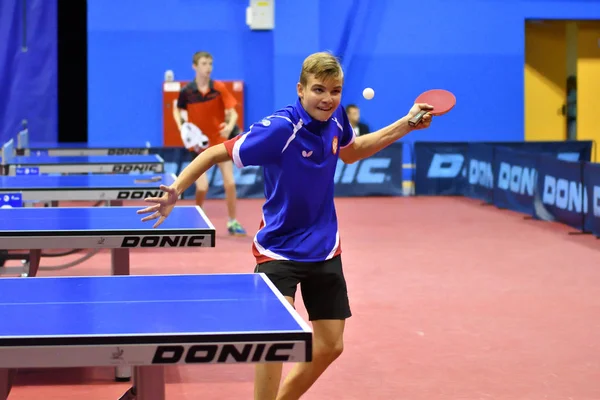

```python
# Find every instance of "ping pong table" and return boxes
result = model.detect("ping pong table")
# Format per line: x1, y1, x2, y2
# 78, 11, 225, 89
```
0, 206, 215, 277
15, 129, 152, 156
0, 173, 176, 203
1, 139, 164, 176
0, 273, 313, 399
0, 205, 217, 383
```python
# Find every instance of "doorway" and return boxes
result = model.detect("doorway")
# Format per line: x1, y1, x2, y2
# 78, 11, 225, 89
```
524, 19, 600, 157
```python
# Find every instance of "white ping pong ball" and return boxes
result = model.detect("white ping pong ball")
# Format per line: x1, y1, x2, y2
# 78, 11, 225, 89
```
362, 87, 375, 100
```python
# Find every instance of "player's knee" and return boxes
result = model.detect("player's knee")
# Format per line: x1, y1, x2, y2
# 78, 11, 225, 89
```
219, 165, 236, 188
223, 181, 236, 193
314, 339, 343, 362
330, 340, 344, 359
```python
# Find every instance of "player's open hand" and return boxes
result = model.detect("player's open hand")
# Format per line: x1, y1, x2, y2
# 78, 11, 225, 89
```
137, 185, 178, 228
407, 103, 434, 130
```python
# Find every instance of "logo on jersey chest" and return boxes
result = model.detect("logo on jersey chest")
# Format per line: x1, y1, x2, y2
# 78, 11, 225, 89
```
332, 137, 338, 155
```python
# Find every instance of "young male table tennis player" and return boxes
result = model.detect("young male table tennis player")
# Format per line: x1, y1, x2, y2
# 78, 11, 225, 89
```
174, 50, 247, 236
132, 51, 433, 400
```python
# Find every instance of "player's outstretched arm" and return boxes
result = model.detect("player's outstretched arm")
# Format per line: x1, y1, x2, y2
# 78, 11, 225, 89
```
340, 103, 433, 164
137, 144, 231, 227
172, 143, 231, 195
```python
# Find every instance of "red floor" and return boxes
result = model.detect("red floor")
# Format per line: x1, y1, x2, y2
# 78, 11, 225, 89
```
6, 196, 600, 399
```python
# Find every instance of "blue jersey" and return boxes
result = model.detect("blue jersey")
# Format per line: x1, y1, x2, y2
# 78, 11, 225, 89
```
225, 98, 356, 263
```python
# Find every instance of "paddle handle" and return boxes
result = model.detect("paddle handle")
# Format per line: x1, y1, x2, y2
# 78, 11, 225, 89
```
408, 110, 427, 127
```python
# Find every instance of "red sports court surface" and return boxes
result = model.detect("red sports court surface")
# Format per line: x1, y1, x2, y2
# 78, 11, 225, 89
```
6, 197, 600, 399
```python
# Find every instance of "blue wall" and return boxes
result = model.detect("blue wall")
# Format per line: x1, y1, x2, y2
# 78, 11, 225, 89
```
4, 0, 597, 147
0, 0, 57, 144
87, 0, 600, 148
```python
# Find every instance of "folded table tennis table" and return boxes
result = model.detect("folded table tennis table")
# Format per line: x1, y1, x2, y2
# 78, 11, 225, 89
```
1, 139, 164, 176
0, 273, 312, 399
0, 173, 177, 203
1, 154, 164, 176
15, 129, 153, 156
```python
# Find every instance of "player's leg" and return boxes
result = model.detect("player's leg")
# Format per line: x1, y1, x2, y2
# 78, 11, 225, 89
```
276, 255, 351, 400
194, 172, 209, 207
254, 261, 305, 400
217, 160, 246, 236
277, 320, 345, 400
255, 293, 295, 400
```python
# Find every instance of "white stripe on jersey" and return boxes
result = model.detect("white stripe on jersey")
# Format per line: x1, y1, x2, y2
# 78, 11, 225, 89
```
279, 118, 303, 154
253, 213, 288, 261
325, 230, 340, 260
232, 133, 247, 168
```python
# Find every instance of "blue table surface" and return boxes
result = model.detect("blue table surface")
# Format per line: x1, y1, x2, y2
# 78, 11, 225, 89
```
0, 174, 176, 189
0, 206, 212, 232
0, 274, 304, 337
27, 141, 151, 149
3, 154, 162, 165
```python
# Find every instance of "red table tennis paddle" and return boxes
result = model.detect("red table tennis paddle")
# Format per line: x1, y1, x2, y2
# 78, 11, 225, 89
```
408, 89, 456, 127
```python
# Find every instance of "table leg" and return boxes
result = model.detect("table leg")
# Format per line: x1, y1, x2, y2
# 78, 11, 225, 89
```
135, 366, 166, 400
0, 369, 16, 400
110, 197, 128, 277
111, 248, 132, 380
111, 249, 130, 276
27, 250, 41, 277
115, 365, 132, 382
109, 197, 130, 381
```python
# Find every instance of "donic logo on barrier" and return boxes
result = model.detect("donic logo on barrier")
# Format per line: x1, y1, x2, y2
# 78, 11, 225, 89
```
427, 154, 464, 178
541, 175, 600, 215
497, 162, 536, 196
428, 152, 583, 180
468, 159, 493, 189
534, 175, 600, 221
334, 158, 392, 184
543, 175, 587, 214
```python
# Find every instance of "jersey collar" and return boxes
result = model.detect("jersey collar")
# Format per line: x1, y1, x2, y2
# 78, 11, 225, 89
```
295, 97, 314, 125
190, 79, 215, 95
295, 97, 332, 134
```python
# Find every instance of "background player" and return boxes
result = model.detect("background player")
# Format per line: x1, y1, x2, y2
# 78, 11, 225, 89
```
345, 103, 371, 136
173, 51, 246, 236
138, 51, 433, 400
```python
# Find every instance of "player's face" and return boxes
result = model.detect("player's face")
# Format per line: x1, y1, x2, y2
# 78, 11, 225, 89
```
297, 75, 343, 122
193, 57, 213, 79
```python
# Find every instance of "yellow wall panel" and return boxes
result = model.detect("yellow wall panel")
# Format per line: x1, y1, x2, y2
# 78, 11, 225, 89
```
524, 21, 567, 141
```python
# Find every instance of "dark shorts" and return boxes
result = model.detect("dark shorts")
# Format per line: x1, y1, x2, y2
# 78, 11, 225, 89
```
255, 255, 352, 321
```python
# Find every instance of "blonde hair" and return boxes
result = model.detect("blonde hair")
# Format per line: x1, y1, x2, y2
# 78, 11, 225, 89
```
192, 51, 213, 65
299, 51, 344, 86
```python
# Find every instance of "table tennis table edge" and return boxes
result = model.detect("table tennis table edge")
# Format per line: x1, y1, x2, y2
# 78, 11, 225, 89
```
4, 154, 164, 165
193, 205, 216, 230
0, 205, 213, 230
258, 273, 312, 334
0, 173, 178, 191
0, 272, 312, 340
